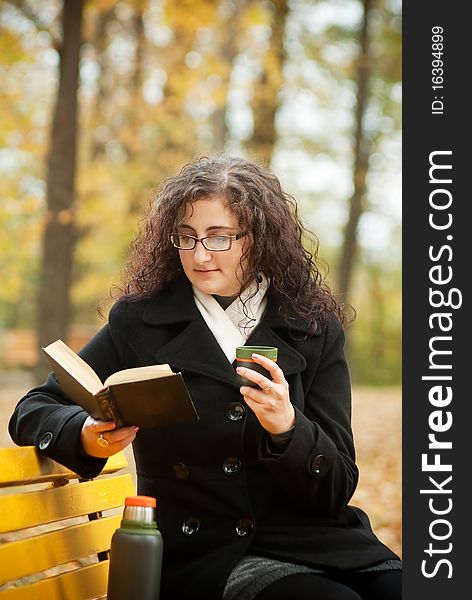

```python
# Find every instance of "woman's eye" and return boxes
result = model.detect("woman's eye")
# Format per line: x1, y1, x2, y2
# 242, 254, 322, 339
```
208, 236, 228, 248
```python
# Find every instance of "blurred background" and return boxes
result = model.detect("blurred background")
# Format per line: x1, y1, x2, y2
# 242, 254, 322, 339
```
0, 0, 401, 556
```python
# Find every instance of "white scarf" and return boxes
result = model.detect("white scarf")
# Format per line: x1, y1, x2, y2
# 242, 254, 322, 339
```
192, 275, 270, 364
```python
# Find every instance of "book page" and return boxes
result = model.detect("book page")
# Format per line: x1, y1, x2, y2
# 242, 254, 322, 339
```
105, 364, 173, 387
43, 339, 103, 395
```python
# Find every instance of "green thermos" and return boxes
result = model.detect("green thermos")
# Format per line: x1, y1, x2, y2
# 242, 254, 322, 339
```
107, 495, 163, 599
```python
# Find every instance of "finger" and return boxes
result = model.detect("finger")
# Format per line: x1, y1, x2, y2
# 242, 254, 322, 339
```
236, 366, 272, 390
250, 353, 285, 383
109, 430, 137, 451
242, 391, 277, 411
89, 418, 117, 433
240, 386, 277, 407
93, 429, 137, 458
106, 426, 139, 444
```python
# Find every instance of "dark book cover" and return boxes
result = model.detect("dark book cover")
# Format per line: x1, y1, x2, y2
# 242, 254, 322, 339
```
43, 341, 199, 429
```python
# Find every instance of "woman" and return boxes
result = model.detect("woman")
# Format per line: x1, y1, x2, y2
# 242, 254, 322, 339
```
9, 156, 401, 599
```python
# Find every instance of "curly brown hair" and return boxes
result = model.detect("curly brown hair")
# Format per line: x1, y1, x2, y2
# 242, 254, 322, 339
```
113, 155, 351, 335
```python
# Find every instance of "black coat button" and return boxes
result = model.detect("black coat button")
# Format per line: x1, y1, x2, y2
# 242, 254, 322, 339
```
223, 457, 242, 475
236, 518, 254, 537
173, 463, 190, 480
182, 517, 200, 536
38, 432, 53, 451
310, 454, 326, 475
225, 402, 245, 421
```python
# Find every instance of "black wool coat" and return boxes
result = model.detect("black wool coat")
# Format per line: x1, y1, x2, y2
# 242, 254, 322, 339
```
9, 274, 400, 599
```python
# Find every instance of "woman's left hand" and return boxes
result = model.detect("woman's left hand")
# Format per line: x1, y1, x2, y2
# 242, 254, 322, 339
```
237, 353, 295, 435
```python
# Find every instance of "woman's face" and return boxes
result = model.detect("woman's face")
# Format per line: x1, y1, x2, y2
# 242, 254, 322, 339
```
176, 197, 250, 296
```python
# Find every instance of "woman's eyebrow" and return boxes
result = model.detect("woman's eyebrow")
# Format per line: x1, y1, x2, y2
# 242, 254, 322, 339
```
177, 224, 236, 232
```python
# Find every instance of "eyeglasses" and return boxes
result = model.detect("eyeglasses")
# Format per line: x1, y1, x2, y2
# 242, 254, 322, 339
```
169, 232, 248, 251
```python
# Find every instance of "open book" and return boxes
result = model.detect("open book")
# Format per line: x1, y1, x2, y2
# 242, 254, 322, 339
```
43, 339, 198, 429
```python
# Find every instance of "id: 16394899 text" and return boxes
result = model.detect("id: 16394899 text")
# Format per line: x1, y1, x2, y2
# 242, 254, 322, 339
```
431, 25, 444, 115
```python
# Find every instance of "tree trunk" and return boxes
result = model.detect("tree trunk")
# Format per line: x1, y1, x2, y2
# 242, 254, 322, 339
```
249, 0, 288, 165
35, 0, 84, 382
157, 4, 200, 164
126, 7, 145, 162
212, 0, 247, 153
337, 0, 373, 299
89, 5, 115, 160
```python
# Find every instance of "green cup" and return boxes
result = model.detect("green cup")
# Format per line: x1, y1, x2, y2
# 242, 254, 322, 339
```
235, 346, 278, 388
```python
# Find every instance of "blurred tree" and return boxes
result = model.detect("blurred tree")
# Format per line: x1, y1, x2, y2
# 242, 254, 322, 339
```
0, 1, 56, 331
211, 0, 248, 152
128, 2, 146, 161
87, 2, 116, 160
155, 0, 212, 163
337, 0, 374, 302
249, 0, 288, 165
35, 0, 85, 382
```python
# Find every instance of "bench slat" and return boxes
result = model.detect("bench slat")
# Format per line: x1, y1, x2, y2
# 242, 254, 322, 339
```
0, 447, 128, 487
0, 514, 122, 584
0, 474, 134, 533
0, 559, 109, 600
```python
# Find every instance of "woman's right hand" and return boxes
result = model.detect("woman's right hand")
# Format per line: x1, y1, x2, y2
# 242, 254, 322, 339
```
80, 416, 139, 458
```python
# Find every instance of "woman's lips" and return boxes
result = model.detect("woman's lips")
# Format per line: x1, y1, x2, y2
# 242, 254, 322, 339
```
194, 269, 219, 273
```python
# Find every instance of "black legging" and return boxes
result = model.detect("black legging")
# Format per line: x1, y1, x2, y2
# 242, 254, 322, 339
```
254, 570, 402, 600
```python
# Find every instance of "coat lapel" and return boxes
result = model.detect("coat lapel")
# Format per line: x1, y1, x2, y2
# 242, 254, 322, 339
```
154, 318, 242, 388
142, 274, 311, 388
244, 320, 307, 377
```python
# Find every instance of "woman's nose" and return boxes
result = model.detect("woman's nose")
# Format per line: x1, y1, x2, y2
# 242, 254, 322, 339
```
193, 240, 212, 263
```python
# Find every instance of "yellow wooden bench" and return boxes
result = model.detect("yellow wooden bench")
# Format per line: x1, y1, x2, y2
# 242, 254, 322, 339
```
0, 447, 135, 599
